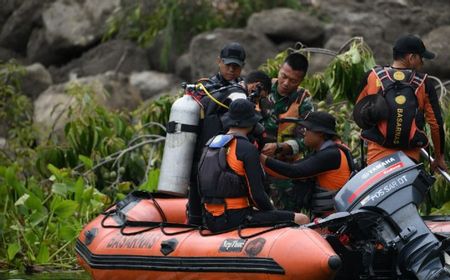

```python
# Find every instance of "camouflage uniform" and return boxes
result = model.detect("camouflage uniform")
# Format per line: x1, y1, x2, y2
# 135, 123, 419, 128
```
260, 81, 314, 211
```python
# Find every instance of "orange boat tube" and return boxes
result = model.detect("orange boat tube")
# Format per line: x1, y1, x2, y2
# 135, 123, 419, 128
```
76, 194, 341, 280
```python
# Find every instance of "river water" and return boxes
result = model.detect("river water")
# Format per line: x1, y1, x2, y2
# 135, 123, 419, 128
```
0, 271, 90, 280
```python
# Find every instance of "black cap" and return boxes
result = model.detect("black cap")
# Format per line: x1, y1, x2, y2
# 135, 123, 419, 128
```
298, 111, 337, 136
393, 34, 435, 59
221, 99, 261, 128
220, 42, 246, 67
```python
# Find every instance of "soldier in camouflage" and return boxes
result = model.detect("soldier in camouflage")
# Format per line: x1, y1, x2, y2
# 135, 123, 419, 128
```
259, 53, 314, 211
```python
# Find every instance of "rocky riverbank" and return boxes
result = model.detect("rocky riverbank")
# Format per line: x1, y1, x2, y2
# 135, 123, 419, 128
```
1, 0, 450, 137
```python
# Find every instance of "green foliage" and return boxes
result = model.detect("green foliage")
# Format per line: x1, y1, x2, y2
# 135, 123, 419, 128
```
301, 73, 329, 101
104, 0, 301, 70
0, 61, 28, 130
324, 41, 376, 102
300, 40, 376, 102
0, 60, 177, 270
0, 61, 38, 173
425, 83, 450, 214
0, 164, 107, 269
105, 0, 301, 46
32, 83, 176, 195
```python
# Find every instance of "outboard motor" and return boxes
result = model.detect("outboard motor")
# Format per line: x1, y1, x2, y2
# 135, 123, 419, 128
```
157, 91, 200, 196
334, 151, 449, 280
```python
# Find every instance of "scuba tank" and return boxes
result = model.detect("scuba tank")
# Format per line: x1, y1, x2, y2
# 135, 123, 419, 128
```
157, 92, 200, 196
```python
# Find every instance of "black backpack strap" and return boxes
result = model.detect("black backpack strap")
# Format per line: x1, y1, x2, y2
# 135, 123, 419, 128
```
373, 65, 386, 78
374, 67, 426, 95
373, 66, 395, 93
410, 72, 427, 93
336, 143, 357, 175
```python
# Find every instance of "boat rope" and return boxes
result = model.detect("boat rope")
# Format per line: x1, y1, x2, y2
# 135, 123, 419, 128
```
198, 221, 297, 238
101, 209, 295, 238
100, 191, 297, 238
120, 223, 161, 236
100, 209, 123, 228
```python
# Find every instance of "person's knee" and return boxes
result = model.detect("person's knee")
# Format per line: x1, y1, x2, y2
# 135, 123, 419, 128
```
294, 213, 310, 225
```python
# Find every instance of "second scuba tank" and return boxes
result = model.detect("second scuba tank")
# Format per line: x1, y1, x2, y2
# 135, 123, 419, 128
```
157, 94, 200, 196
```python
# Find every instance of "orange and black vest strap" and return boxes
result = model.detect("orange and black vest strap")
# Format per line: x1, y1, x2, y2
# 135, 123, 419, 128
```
198, 134, 247, 202
311, 144, 355, 217
226, 137, 275, 211
277, 88, 309, 142
204, 197, 249, 217
198, 134, 273, 217
336, 143, 357, 176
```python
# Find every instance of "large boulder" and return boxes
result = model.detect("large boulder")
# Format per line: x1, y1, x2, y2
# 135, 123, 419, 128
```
130, 71, 181, 100
34, 71, 142, 133
43, 0, 119, 48
33, 87, 76, 135
20, 63, 53, 100
0, 0, 47, 53
26, 28, 69, 66
175, 53, 192, 82
0, 0, 23, 28
189, 28, 277, 80
146, 32, 180, 73
50, 40, 149, 83
246, 8, 325, 46
27, 0, 120, 66
304, 0, 450, 66
422, 26, 450, 79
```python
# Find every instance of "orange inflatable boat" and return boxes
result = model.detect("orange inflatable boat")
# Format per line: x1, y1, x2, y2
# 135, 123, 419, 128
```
76, 192, 341, 280
77, 152, 450, 280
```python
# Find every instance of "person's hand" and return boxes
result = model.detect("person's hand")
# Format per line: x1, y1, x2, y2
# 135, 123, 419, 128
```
431, 156, 448, 172
260, 153, 268, 164
262, 143, 277, 156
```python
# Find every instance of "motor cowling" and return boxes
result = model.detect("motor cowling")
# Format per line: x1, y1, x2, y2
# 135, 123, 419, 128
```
157, 95, 200, 196
334, 152, 449, 280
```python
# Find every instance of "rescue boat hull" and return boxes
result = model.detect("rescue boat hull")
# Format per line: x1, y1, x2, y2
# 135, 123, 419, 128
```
76, 194, 450, 280
76, 197, 340, 280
